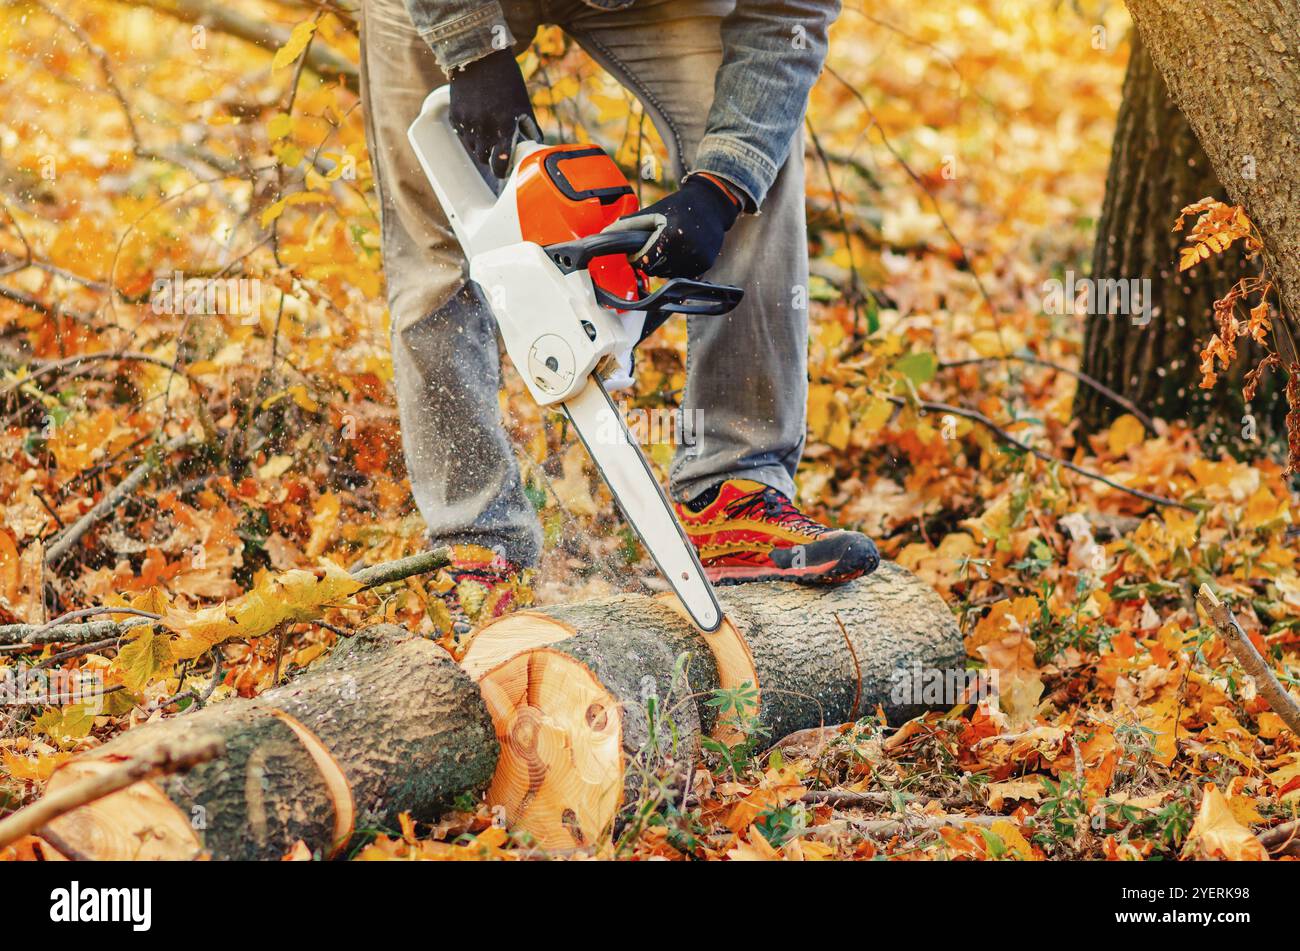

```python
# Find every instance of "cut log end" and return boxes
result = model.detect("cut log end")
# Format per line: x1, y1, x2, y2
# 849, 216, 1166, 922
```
41, 764, 200, 861
480, 649, 623, 851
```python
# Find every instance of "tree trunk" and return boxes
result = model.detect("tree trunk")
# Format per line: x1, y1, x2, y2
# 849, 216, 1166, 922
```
35, 563, 962, 857
462, 562, 963, 849
1123, 1, 1300, 386
1078, 34, 1280, 438
40, 626, 498, 860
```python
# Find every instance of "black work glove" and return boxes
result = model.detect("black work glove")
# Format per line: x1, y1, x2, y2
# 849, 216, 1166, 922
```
603, 175, 742, 278
448, 49, 539, 179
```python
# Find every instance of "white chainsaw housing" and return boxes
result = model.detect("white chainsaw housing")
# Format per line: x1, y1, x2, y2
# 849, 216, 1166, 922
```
407, 87, 640, 405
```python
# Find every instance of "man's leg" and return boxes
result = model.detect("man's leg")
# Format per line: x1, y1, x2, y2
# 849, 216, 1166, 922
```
360, 0, 543, 566
559, 0, 810, 503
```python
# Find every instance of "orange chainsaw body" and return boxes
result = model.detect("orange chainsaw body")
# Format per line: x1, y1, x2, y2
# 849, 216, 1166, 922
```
514, 144, 643, 306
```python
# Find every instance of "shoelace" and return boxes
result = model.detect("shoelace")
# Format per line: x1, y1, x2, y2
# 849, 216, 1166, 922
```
721, 487, 829, 537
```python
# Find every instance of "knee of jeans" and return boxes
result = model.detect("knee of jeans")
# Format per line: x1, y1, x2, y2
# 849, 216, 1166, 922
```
392, 281, 497, 355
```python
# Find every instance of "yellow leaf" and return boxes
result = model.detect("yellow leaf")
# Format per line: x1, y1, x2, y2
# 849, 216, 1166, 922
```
1267, 753, 1300, 802
970, 329, 1009, 358
1161, 508, 1199, 548
267, 113, 294, 140
1258, 712, 1286, 739
1242, 484, 1290, 530
807, 384, 850, 450
114, 627, 173, 693
1183, 784, 1268, 861
166, 603, 240, 661
989, 819, 1037, 860
1137, 693, 1180, 767
1, 748, 70, 782
306, 492, 340, 560
1106, 413, 1145, 456
551, 443, 597, 516
260, 191, 330, 228
858, 396, 894, 435
166, 562, 362, 660
273, 20, 318, 72
33, 703, 95, 741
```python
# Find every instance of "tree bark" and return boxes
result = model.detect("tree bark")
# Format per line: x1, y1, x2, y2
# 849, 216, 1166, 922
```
35, 563, 963, 857
40, 626, 497, 860
1079, 35, 1279, 437
1124, 1, 1300, 368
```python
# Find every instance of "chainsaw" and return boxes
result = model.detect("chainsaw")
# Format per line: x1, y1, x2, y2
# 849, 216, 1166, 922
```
408, 86, 741, 632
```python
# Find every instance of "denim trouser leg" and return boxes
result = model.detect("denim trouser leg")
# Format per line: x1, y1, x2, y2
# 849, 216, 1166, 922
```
359, 0, 809, 565
361, 0, 545, 566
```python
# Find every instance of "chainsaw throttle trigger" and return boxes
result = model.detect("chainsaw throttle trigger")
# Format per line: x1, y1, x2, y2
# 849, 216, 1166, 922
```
597, 278, 744, 342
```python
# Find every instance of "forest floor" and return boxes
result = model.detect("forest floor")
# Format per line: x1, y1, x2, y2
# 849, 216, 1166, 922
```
1, 0, 1297, 860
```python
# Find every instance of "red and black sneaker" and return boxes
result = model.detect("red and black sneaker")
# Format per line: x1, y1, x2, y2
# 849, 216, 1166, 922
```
673, 479, 879, 585
429, 545, 534, 641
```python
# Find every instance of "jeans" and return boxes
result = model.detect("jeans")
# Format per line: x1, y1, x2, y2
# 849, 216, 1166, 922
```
361, 0, 810, 567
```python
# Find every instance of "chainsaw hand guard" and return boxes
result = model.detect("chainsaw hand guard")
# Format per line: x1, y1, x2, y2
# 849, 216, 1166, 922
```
543, 231, 743, 342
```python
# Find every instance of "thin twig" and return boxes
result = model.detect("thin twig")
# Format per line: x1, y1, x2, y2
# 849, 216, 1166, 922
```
0, 618, 151, 648
801, 789, 968, 808
884, 394, 1192, 510
351, 548, 453, 589
1196, 585, 1300, 737
31, 637, 121, 670
44, 435, 192, 565
0, 350, 210, 400
939, 354, 1157, 433
831, 612, 863, 721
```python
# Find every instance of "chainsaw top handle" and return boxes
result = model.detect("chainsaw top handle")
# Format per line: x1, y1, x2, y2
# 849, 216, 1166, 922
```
542, 230, 744, 331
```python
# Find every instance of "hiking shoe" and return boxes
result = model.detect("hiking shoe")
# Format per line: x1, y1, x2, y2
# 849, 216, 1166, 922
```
673, 479, 879, 585
428, 545, 533, 639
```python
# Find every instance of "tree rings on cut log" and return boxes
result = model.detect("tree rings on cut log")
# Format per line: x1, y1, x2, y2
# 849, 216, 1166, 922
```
40, 761, 202, 860
469, 611, 701, 850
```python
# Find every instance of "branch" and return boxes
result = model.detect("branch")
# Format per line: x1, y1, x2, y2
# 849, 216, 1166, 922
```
1196, 584, 1300, 737
884, 394, 1193, 510
0, 619, 150, 648
0, 737, 223, 851
0, 283, 95, 324
112, 0, 359, 93
0, 549, 456, 645
0, 351, 210, 400
939, 354, 1158, 433
44, 436, 193, 566
351, 548, 452, 589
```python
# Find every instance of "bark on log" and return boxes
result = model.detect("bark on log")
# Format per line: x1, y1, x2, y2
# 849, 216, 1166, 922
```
40, 625, 496, 860
34, 563, 961, 857
461, 562, 963, 849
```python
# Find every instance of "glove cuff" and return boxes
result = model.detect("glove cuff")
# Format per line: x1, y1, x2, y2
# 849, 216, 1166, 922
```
684, 175, 743, 231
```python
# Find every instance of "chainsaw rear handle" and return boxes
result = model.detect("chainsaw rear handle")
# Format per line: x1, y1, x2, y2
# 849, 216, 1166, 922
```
543, 231, 744, 336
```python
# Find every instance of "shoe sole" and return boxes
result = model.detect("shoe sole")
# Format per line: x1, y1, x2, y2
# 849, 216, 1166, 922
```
704, 554, 879, 586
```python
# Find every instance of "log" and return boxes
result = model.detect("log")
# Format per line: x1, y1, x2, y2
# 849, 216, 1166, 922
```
33, 562, 961, 857
39, 625, 496, 860
461, 562, 963, 848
